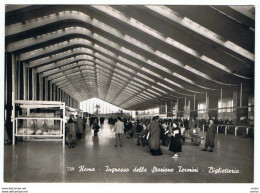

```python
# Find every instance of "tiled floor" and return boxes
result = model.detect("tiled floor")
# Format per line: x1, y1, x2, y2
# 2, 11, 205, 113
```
4, 122, 254, 183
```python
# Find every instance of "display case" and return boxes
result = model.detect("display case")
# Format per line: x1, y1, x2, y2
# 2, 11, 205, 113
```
12, 100, 66, 146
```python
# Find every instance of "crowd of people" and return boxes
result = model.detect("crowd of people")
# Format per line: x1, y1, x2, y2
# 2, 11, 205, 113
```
65, 115, 107, 147
107, 116, 218, 158
65, 115, 87, 148
65, 115, 218, 158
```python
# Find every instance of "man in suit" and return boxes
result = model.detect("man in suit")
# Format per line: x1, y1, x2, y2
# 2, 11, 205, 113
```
148, 116, 163, 156
202, 119, 216, 152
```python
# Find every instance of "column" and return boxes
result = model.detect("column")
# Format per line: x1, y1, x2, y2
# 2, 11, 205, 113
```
12, 53, 17, 145
177, 98, 184, 118
23, 63, 28, 100
208, 90, 218, 119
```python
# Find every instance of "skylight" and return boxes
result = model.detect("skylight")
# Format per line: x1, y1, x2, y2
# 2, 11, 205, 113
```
146, 60, 172, 74
157, 82, 175, 92
151, 86, 167, 94
154, 51, 184, 68
95, 59, 114, 70
95, 54, 115, 66
128, 84, 142, 92
92, 18, 124, 39
184, 65, 210, 79
120, 47, 146, 61
173, 72, 195, 84
116, 63, 136, 74
165, 37, 200, 57
129, 17, 164, 41
124, 35, 154, 53
164, 78, 183, 88
200, 55, 231, 73
147, 89, 161, 96
137, 72, 156, 83
141, 67, 163, 79
130, 81, 146, 89
94, 44, 117, 58
118, 56, 140, 69
133, 77, 149, 86
143, 91, 156, 98
93, 33, 121, 50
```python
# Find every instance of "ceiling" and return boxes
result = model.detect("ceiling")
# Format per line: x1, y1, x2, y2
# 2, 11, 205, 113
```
5, 5, 255, 110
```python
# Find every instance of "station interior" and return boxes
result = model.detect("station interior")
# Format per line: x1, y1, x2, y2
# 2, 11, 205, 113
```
3, 5, 255, 183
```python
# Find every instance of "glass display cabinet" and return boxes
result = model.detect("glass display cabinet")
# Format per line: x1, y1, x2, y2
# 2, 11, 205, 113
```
12, 100, 66, 146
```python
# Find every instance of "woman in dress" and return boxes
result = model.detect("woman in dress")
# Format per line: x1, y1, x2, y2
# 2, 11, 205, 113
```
169, 122, 182, 158
66, 116, 77, 148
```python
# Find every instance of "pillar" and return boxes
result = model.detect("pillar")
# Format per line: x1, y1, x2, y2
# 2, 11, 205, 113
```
177, 98, 184, 118
208, 90, 218, 119
5, 52, 13, 141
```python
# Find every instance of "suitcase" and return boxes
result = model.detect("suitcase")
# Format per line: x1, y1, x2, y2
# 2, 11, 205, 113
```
192, 135, 201, 146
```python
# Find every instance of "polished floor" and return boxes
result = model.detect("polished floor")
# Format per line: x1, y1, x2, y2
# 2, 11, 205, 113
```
4, 121, 254, 183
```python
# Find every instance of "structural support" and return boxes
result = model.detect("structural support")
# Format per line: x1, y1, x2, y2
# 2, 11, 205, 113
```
220, 88, 223, 107
206, 92, 208, 109
194, 94, 195, 110
176, 98, 178, 112
240, 82, 242, 107
32, 68, 36, 100
23, 63, 28, 100
17, 60, 20, 100
12, 53, 16, 145
39, 74, 43, 100
62, 103, 65, 146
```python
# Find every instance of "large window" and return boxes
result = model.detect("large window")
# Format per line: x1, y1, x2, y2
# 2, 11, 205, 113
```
80, 98, 123, 114
198, 103, 206, 113
218, 99, 233, 113
248, 96, 254, 112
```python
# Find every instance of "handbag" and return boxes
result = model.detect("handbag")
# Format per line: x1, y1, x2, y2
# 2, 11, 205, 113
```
146, 132, 150, 140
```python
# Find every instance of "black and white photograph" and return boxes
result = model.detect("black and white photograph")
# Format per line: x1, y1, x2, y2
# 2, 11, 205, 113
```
1, 1, 259, 192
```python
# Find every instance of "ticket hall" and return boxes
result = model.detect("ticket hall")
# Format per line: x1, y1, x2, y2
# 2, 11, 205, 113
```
3, 5, 255, 183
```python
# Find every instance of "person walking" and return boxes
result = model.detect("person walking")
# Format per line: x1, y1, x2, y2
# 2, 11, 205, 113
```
93, 117, 100, 136
148, 116, 163, 156
66, 116, 77, 148
76, 116, 84, 139
169, 122, 182, 158
114, 117, 125, 147
202, 119, 216, 152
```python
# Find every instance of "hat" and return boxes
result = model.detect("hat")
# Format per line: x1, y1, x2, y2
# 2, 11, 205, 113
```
174, 122, 179, 127
153, 116, 159, 120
